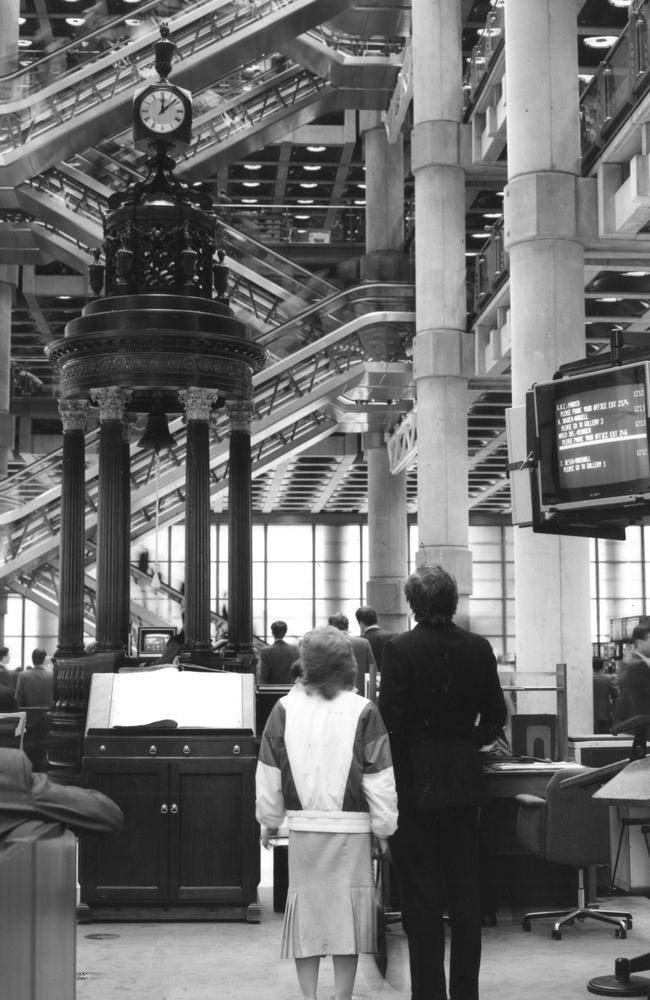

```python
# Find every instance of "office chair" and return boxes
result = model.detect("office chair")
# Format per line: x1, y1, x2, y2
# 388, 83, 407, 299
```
516, 764, 633, 940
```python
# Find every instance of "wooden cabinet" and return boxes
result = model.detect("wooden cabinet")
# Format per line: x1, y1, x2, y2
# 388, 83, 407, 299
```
79, 731, 260, 921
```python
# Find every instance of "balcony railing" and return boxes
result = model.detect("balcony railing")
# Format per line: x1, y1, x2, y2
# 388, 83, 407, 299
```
580, 0, 650, 169
462, 0, 505, 114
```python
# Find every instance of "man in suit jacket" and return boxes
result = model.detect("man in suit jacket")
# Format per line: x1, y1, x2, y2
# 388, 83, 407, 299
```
378, 566, 506, 1000
259, 621, 299, 684
0, 646, 17, 695
328, 612, 376, 697
15, 648, 54, 708
613, 622, 650, 729
355, 605, 395, 670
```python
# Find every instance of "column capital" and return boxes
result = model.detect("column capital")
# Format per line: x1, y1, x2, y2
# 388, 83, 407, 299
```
90, 387, 132, 421
226, 399, 255, 434
178, 387, 219, 422
58, 399, 90, 433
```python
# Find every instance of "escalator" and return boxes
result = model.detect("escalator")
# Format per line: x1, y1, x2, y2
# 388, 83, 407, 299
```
0, 282, 415, 624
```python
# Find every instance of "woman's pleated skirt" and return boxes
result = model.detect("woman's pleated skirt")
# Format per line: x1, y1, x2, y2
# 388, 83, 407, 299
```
280, 830, 377, 958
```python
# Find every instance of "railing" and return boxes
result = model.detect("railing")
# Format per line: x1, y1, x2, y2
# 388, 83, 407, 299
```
580, 0, 650, 169
462, 0, 505, 114
472, 217, 507, 315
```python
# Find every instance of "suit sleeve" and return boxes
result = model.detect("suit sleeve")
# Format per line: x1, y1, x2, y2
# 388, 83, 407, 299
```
378, 638, 411, 742
31, 774, 125, 835
475, 641, 507, 746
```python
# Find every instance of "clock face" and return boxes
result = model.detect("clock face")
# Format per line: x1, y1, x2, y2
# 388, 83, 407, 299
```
138, 88, 187, 134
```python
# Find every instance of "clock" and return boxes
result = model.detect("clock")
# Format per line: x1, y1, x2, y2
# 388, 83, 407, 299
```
133, 83, 193, 148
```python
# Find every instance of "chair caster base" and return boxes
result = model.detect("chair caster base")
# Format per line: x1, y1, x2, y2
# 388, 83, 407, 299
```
587, 974, 650, 996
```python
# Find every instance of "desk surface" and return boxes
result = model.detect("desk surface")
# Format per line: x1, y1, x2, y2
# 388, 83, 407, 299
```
482, 760, 575, 798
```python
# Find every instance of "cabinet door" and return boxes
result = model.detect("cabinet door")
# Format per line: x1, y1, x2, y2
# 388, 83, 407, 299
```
80, 759, 169, 903
168, 757, 259, 904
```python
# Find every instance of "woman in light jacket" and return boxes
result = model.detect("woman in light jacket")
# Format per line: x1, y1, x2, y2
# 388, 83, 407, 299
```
256, 625, 398, 1000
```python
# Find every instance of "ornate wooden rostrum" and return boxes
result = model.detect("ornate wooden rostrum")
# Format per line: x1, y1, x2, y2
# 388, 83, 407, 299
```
45, 27, 266, 781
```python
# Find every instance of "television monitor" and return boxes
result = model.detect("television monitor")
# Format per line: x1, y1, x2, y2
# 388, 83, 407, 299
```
137, 626, 176, 660
532, 361, 650, 514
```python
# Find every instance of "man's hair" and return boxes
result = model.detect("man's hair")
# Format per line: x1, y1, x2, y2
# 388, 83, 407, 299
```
404, 566, 458, 626
0, 647, 8, 661
592, 655, 605, 672
355, 605, 378, 627
32, 647, 48, 667
632, 623, 650, 644
299, 626, 357, 699
328, 612, 349, 632
270, 620, 288, 639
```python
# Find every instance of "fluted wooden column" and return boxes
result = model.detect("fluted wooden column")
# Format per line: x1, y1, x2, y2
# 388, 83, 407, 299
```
56, 400, 89, 656
179, 388, 218, 654
91, 387, 132, 652
226, 400, 254, 657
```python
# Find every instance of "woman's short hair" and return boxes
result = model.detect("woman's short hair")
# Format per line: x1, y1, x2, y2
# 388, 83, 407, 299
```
404, 565, 458, 625
299, 626, 358, 699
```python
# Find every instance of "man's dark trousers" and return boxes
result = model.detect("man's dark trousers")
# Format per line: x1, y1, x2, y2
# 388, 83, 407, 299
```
390, 805, 481, 1000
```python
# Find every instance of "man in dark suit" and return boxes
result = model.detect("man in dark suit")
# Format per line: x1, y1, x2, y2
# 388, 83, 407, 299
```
258, 621, 299, 684
355, 605, 395, 670
328, 612, 376, 697
378, 566, 506, 1000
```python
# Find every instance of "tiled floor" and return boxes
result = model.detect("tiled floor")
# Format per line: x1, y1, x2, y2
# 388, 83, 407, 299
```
74, 849, 650, 1000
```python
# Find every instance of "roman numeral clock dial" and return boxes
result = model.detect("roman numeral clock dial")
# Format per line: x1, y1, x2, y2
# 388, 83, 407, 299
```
133, 83, 192, 148
140, 89, 185, 132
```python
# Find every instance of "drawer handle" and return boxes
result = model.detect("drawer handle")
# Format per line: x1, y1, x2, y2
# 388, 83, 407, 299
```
232, 744, 241, 755
99, 744, 107, 753
170, 803, 179, 815
182, 744, 191, 755
160, 804, 169, 815
149, 744, 158, 755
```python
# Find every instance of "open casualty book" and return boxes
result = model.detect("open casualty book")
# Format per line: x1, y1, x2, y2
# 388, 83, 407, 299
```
86, 669, 256, 731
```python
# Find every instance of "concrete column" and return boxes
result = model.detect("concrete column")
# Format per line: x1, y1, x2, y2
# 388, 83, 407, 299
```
56, 400, 89, 657
91, 387, 132, 653
411, 0, 472, 624
359, 113, 410, 625
225, 400, 255, 661
360, 111, 408, 282
179, 388, 219, 656
0, 0, 18, 79
364, 431, 409, 633
504, 0, 592, 731
0, 274, 16, 480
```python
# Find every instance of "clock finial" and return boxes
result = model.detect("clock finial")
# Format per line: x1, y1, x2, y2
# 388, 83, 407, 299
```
154, 22, 176, 81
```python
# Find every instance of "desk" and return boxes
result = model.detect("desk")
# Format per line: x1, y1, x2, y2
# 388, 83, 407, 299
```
483, 760, 570, 798
270, 762, 575, 917
481, 761, 578, 919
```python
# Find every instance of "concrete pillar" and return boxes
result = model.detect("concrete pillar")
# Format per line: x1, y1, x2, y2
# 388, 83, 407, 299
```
360, 111, 408, 282
411, 0, 472, 625
91, 387, 132, 652
56, 400, 89, 657
364, 432, 409, 633
358, 114, 410, 627
225, 400, 255, 660
504, 0, 592, 731
0, 274, 16, 480
179, 388, 219, 656
0, 0, 18, 79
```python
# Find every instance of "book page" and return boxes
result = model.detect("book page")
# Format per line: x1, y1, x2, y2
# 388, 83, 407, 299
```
107, 670, 250, 729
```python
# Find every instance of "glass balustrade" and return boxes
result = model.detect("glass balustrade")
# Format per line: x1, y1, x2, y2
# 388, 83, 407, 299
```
462, 0, 505, 114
